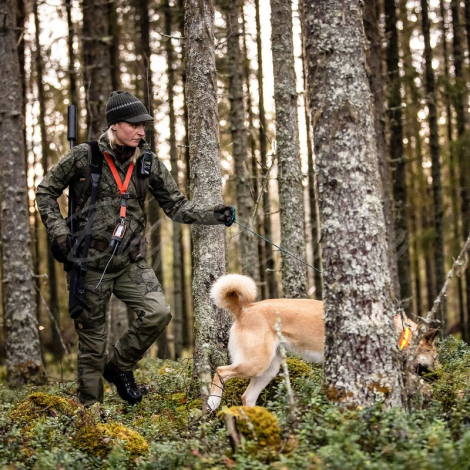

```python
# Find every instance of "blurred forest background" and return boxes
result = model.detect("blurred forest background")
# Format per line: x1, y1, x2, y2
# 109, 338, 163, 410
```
1, 0, 470, 372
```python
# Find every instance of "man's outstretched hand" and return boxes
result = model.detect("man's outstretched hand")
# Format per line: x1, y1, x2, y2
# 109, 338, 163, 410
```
214, 205, 236, 227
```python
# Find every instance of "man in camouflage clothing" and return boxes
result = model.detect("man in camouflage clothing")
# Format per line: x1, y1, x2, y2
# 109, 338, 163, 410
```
36, 91, 234, 406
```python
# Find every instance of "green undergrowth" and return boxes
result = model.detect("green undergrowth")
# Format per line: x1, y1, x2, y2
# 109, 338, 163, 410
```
0, 338, 469, 469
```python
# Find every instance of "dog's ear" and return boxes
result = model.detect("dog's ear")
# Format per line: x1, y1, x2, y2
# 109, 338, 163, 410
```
423, 328, 440, 344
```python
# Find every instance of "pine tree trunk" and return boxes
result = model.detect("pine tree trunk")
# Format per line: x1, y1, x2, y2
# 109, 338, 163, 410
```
384, 0, 412, 313
451, 0, 470, 340
301, 0, 404, 407
224, 0, 260, 284
33, 0, 63, 361
241, 5, 265, 299
164, 0, 184, 359
255, 0, 277, 299
134, 0, 169, 358
185, 0, 230, 375
82, 0, 113, 139
107, 295, 129, 352
445, 0, 467, 340
270, 0, 307, 298
108, 0, 120, 91
421, 0, 447, 331
398, 0, 436, 313
363, 0, 400, 300
300, 31, 322, 300
66, 0, 78, 107
0, 0, 45, 386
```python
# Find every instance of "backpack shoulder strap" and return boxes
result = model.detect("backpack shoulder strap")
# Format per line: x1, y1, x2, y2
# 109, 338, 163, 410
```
76, 141, 103, 211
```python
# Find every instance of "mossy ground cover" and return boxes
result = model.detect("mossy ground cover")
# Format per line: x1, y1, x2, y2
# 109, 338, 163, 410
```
0, 338, 469, 469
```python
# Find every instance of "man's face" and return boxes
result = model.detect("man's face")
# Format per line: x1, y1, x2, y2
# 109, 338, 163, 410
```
114, 121, 146, 147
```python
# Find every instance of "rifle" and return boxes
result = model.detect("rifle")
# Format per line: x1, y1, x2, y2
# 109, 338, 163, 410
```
66, 105, 93, 319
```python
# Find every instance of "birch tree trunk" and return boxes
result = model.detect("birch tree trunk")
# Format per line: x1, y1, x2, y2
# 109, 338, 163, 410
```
82, 0, 113, 139
223, 0, 260, 285
270, 0, 307, 298
0, 0, 45, 386
185, 0, 229, 375
301, 0, 404, 408
363, 0, 400, 300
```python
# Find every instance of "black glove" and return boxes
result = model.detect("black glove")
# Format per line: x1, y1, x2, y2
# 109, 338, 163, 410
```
51, 234, 73, 268
213, 204, 236, 227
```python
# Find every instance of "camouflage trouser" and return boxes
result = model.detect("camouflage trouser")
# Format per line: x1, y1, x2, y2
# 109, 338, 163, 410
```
71, 260, 171, 406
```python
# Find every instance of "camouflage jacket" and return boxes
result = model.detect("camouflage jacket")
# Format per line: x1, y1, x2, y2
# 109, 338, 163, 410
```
36, 133, 220, 272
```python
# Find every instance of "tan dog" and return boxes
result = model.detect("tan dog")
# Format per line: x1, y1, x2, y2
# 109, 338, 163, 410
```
208, 274, 439, 411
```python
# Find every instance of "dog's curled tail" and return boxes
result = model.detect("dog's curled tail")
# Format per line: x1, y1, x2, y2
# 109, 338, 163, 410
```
210, 274, 257, 317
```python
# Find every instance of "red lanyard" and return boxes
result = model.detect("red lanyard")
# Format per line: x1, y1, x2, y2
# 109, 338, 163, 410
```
103, 153, 135, 218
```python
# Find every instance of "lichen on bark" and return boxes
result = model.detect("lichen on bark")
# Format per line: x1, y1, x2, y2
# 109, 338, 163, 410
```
185, 0, 230, 375
301, 0, 404, 408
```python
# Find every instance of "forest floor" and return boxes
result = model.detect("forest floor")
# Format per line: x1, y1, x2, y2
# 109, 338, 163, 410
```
1, 336, 469, 470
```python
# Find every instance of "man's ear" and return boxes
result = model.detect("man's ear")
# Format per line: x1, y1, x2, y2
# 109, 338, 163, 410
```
423, 328, 440, 344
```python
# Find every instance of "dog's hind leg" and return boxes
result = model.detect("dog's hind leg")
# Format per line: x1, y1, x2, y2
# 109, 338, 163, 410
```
208, 355, 278, 411
242, 353, 281, 407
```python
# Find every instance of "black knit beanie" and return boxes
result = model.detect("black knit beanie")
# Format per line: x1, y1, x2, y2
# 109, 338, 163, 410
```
105, 91, 154, 126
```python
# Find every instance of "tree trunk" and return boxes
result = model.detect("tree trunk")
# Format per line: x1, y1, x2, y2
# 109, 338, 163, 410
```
398, 0, 436, 313
164, 0, 184, 359
185, 0, 230, 375
107, 295, 129, 352
301, 0, 404, 408
451, 0, 470, 340
82, 0, 113, 139
108, 0, 120, 91
255, 0, 277, 299
363, 0, 400, 301
445, 0, 467, 340
241, 4, 265, 299
270, 0, 307, 298
223, 0, 260, 285
300, 30, 322, 300
0, 0, 45, 386
33, 0, 63, 361
421, 0, 447, 331
384, 0, 412, 314
66, 0, 78, 108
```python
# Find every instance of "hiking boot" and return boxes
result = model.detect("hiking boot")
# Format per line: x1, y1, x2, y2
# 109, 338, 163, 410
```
103, 362, 143, 405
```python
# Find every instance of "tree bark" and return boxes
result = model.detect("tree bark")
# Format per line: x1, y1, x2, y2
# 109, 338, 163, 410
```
66, 0, 78, 108
420, 0, 447, 331
33, 0, 63, 361
451, 0, 470, 340
301, 0, 404, 407
108, 0, 120, 91
185, 0, 230, 375
0, 0, 45, 386
255, 0, 277, 299
82, 0, 114, 139
178, 0, 193, 350
223, 0, 260, 285
300, 30, 322, 300
107, 295, 129, 352
164, 0, 184, 359
363, 0, 400, 301
270, 0, 307, 298
384, 0, 412, 314
445, 0, 467, 340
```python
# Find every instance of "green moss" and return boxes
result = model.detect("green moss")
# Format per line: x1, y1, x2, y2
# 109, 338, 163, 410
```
10, 392, 79, 424
219, 406, 282, 457
74, 422, 149, 459
223, 357, 313, 407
